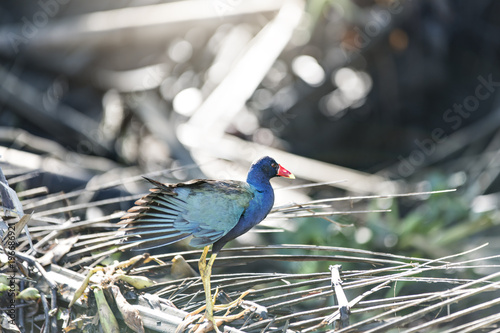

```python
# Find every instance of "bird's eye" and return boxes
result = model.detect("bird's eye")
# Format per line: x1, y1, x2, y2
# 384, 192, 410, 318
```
271, 163, 277, 168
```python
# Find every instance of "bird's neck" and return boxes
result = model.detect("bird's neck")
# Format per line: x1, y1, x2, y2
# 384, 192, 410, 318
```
246, 172, 273, 193
246, 172, 275, 223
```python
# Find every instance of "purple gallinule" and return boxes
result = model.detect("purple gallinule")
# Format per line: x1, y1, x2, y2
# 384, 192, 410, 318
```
119, 156, 294, 330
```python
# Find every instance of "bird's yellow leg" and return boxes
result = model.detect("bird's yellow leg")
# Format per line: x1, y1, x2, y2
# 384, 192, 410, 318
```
217, 289, 252, 315
199, 249, 219, 332
197, 246, 210, 313
182, 248, 254, 332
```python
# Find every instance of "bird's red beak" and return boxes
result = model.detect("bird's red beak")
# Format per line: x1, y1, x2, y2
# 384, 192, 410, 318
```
277, 164, 295, 179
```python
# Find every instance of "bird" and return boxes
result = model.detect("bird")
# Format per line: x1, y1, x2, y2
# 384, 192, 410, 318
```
118, 156, 295, 330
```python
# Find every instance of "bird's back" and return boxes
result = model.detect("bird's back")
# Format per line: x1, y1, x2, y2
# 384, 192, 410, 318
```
119, 178, 254, 250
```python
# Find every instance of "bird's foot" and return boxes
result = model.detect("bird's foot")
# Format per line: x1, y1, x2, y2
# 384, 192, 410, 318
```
180, 289, 254, 333
185, 288, 250, 317
180, 309, 250, 333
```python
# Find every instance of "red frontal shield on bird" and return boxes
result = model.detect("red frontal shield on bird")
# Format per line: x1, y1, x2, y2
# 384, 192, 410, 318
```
277, 164, 295, 179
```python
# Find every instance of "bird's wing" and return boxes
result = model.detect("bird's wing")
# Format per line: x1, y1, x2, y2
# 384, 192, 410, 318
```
118, 178, 253, 250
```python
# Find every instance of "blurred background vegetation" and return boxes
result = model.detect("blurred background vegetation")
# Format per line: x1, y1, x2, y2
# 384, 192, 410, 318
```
0, 0, 500, 330
2, 0, 497, 260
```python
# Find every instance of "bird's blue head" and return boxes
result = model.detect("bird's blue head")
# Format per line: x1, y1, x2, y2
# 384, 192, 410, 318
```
247, 156, 295, 185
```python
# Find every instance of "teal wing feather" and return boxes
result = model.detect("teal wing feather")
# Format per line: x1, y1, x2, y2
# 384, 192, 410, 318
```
119, 178, 253, 250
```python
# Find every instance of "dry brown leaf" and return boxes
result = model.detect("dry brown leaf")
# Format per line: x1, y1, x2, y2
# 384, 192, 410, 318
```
38, 236, 79, 266
109, 284, 145, 333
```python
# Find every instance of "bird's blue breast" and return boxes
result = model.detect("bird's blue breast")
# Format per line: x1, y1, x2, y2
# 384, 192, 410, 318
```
211, 185, 274, 252
240, 187, 274, 231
